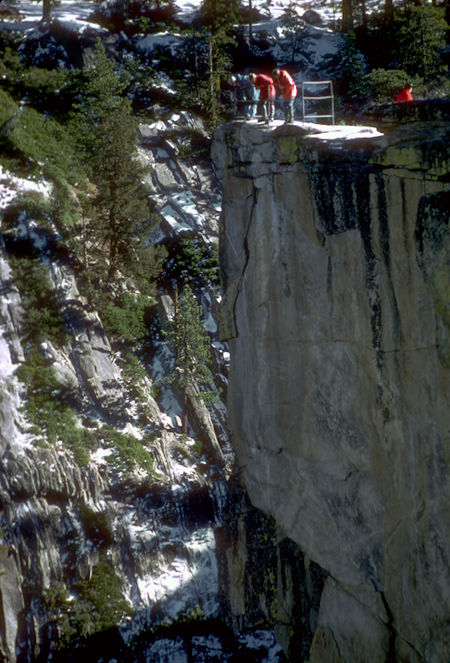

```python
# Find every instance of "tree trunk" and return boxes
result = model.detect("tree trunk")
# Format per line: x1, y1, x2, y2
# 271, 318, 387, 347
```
385, 0, 394, 20
43, 0, 52, 22
107, 229, 119, 282
360, 0, 368, 29
342, 0, 353, 32
208, 36, 217, 126
182, 388, 188, 434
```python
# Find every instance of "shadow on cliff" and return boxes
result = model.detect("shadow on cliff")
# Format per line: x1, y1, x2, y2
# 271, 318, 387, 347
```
35, 615, 287, 662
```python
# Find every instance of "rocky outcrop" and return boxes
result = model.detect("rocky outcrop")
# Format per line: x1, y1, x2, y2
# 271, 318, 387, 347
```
0, 110, 317, 662
213, 102, 450, 662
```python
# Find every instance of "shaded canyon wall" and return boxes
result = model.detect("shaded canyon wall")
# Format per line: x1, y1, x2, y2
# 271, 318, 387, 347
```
212, 102, 450, 662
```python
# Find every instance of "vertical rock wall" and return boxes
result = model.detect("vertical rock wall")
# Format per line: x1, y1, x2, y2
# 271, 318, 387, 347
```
212, 106, 450, 662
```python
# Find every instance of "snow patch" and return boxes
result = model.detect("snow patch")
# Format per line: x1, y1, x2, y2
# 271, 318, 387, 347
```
0, 169, 52, 210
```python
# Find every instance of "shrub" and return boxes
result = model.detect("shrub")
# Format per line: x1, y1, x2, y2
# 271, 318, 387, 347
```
365, 68, 423, 103
100, 292, 155, 345
8, 254, 69, 347
0, 87, 82, 187
0, 88, 17, 126
159, 233, 219, 291
73, 555, 134, 636
44, 554, 134, 648
78, 504, 113, 548
12, 105, 81, 184
99, 426, 155, 473
15, 349, 96, 466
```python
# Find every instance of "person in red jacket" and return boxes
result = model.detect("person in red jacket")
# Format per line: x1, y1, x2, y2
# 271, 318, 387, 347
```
272, 68, 297, 123
249, 73, 276, 124
395, 83, 413, 102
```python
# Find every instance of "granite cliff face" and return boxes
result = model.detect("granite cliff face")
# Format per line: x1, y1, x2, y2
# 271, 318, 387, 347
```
213, 101, 450, 662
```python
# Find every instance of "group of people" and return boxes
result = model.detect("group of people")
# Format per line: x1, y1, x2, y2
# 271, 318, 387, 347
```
229, 70, 414, 125
228, 68, 297, 124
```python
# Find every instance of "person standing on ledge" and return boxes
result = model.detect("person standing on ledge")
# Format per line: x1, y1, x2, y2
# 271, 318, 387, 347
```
228, 74, 259, 118
272, 68, 297, 123
395, 83, 414, 102
249, 73, 276, 124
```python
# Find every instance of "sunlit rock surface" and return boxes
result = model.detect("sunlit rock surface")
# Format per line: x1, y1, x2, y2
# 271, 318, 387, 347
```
213, 102, 450, 662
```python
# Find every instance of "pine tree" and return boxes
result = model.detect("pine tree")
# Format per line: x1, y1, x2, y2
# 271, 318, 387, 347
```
90, 104, 149, 281
164, 285, 213, 433
201, 0, 242, 30
198, 0, 240, 128
339, 32, 368, 102
397, 6, 448, 82
72, 41, 159, 291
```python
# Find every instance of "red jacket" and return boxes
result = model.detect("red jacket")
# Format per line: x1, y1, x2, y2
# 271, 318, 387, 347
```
276, 70, 297, 100
395, 87, 413, 102
252, 74, 275, 100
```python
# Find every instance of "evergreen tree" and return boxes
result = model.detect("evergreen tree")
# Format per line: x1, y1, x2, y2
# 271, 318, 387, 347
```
397, 6, 448, 81
201, 0, 242, 30
72, 40, 124, 171
339, 31, 369, 102
90, 103, 149, 282
164, 285, 213, 433
281, 6, 308, 60
72, 41, 161, 292
198, 0, 239, 127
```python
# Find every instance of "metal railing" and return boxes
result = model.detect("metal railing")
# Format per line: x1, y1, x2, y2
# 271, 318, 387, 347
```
301, 81, 335, 124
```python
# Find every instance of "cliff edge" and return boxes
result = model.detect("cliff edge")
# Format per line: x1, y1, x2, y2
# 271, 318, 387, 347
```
212, 102, 450, 662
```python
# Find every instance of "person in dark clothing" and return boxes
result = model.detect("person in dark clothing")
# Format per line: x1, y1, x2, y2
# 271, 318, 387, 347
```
395, 83, 413, 102
229, 74, 259, 117
249, 73, 276, 123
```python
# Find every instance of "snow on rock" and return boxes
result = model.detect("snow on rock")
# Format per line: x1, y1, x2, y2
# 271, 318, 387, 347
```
0, 168, 52, 211
138, 116, 221, 243
136, 31, 186, 56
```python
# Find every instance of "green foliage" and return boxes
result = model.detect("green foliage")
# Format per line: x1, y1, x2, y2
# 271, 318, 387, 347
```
0, 88, 82, 187
363, 5, 449, 96
100, 292, 155, 345
43, 583, 75, 648
8, 254, 69, 347
205, 29, 235, 129
73, 555, 134, 636
99, 426, 155, 473
44, 554, 134, 648
15, 349, 96, 466
161, 233, 219, 290
0, 88, 17, 126
70, 41, 126, 168
118, 350, 151, 401
200, 0, 242, 30
163, 284, 213, 430
174, 1, 237, 128
78, 504, 113, 548
366, 68, 423, 103
3, 190, 52, 226
396, 6, 448, 81
339, 32, 369, 102
281, 6, 308, 60
71, 40, 157, 286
